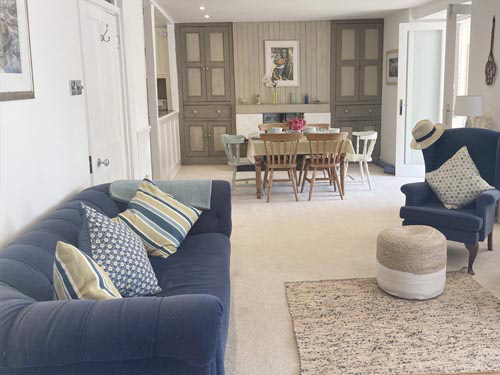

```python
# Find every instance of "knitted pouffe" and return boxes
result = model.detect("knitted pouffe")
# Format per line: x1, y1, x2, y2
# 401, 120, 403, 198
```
376, 225, 447, 300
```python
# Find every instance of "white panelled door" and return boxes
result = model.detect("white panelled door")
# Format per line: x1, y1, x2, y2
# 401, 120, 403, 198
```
79, 0, 128, 185
395, 22, 446, 177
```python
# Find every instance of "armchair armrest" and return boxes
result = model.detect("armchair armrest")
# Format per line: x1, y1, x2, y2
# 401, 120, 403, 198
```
476, 189, 500, 217
189, 180, 232, 238
0, 294, 223, 369
401, 182, 433, 206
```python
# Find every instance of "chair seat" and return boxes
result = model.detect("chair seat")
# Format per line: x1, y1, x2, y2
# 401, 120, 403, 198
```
346, 153, 372, 162
228, 157, 254, 167
400, 202, 483, 232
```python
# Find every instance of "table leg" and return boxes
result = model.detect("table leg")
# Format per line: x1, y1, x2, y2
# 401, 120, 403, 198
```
340, 158, 346, 196
255, 156, 262, 199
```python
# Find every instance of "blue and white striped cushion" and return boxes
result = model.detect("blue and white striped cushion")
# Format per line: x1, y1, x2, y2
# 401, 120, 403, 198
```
115, 177, 202, 258
53, 241, 121, 300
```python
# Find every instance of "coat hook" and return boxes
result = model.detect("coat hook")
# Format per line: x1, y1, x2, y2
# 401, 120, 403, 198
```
101, 24, 111, 42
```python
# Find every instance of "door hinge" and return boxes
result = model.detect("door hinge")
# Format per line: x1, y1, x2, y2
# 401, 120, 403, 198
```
117, 35, 121, 50
89, 156, 93, 174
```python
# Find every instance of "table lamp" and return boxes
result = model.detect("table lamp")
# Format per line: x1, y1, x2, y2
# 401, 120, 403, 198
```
454, 95, 485, 128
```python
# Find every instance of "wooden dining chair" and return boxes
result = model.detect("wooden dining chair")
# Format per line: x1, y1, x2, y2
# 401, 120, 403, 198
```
258, 123, 289, 133
261, 133, 302, 203
301, 132, 348, 201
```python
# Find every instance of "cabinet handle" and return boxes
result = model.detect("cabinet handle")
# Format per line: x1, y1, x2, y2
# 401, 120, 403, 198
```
208, 133, 212, 137
193, 109, 198, 114
368, 108, 373, 113
216, 109, 222, 114
344, 109, 349, 113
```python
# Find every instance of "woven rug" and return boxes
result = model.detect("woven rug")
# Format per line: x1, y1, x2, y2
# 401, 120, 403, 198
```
285, 272, 500, 375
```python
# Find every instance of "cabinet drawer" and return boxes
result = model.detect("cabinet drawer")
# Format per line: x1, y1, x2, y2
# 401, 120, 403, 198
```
336, 105, 380, 118
184, 105, 231, 119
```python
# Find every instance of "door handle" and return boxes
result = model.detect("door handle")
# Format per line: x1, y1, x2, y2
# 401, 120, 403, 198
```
97, 158, 110, 168
399, 100, 404, 116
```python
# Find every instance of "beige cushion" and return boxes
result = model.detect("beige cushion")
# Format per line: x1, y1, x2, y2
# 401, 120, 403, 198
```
426, 146, 494, 209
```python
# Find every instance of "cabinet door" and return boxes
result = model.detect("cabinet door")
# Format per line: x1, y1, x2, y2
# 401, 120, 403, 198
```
208, 121, 230, 156
205, 27, 231, 102
359, 24, 382, 101
359, 120, 380, 158
335, 120, 358, 141
181, 27, 207, 102
336, 24, 359, 102
185, 121, 209, 157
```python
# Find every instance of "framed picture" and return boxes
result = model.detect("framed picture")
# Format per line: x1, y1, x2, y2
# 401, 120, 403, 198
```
265, 40, 299, 87
386, 49, 398, 85
0, 0, 34, 101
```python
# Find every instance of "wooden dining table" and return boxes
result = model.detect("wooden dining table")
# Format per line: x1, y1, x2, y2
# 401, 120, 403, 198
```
246, 135, 356, 199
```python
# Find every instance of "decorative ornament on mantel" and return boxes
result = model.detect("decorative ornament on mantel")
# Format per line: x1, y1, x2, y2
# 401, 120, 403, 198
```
485, 16, 497, 86
263, 73, 279, 104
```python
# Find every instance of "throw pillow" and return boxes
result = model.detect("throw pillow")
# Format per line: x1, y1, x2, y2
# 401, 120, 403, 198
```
53, 241, 121, 300
426, 146, 494, 209
79, 203, 162, 297
114, 177, 202, 258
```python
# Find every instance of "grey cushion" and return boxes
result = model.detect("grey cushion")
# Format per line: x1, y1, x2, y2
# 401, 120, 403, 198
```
426, 146, 494, 209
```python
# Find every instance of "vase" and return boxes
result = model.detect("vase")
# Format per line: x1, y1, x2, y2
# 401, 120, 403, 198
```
271, 88, 278, 105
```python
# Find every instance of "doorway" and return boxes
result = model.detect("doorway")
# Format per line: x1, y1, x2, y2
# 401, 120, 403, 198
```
79, 0, 129, 185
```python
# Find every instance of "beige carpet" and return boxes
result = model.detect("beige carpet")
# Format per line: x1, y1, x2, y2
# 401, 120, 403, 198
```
286, 272, 500, 375
174, 165, 500, 375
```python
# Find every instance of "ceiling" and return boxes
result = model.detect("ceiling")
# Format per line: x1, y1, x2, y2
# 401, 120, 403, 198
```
156, 0, 436, 23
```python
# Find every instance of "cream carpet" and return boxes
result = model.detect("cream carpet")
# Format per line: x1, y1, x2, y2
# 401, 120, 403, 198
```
174, 165, 500, 375
286, 272, 500, 375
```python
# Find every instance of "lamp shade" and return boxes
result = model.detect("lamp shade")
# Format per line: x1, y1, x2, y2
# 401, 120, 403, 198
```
454, 95, 485, 117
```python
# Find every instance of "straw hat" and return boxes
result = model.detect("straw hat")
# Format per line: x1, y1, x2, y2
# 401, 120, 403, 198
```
410, 120, 445, 150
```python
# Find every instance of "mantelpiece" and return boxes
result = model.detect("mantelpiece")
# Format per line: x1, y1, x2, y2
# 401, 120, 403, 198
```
236, 104, 331, 114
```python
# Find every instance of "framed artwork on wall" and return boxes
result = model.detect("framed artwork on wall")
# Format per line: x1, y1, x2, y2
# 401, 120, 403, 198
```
386, 49, 398, 85
265, 40, 299, 87
0, 0, 34, 101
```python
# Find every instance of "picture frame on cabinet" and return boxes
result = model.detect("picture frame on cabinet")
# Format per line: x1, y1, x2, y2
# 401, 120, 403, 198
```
386, 49, 398, 86
0, 0, 35, 101
265, 40, 299, 87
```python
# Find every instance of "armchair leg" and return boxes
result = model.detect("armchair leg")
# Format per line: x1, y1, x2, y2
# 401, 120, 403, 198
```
465, 244, 479, 275
488, 232, 493, 251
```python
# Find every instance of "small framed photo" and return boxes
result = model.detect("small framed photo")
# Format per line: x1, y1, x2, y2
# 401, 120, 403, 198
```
0, 0, 35, 101
265, 40, 299, 87
386, 49, 398, 85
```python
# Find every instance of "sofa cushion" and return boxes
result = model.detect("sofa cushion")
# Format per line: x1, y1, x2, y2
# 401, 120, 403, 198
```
53, 242, 121, 300
400, 202, 483, 232
116, 178, 202, 258
426, 146, 494, 209
79, 204, 161, 298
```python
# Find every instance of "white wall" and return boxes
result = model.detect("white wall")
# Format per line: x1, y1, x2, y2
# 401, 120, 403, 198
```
0, 0, 150, 245
468, 0, 500, 123
380, 9, 411, 166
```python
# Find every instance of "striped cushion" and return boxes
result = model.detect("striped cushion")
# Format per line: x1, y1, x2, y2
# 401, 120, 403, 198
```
115, 177, 202, 258
53, 241, 121, 300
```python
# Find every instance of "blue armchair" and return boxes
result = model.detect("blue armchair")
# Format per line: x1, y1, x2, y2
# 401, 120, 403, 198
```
400, 128, 500, 274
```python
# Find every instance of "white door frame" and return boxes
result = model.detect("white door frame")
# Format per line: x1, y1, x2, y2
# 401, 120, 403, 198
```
395, 22, 446, 177
442, 4, 472, 128
78, 0, 133, 184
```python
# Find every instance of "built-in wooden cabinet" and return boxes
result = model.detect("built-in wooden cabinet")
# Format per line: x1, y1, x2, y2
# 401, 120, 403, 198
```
332, 20, 383, 159
177, 23, 235, 164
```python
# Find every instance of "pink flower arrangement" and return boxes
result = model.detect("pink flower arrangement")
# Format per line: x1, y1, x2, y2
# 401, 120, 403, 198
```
288, 117, 306, 132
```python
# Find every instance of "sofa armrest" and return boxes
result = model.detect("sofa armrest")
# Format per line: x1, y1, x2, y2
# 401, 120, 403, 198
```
401, 182, 433, 206
189, 180, 232, 238
476, 189, 500, 217
0, 294, 223, 369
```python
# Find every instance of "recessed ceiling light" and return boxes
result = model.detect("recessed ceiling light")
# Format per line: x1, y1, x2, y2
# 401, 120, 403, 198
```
204, 14, 210, 18
199, 6, 205, 10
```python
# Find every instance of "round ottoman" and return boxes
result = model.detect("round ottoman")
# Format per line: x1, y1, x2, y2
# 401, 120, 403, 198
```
376, 226, 447, 300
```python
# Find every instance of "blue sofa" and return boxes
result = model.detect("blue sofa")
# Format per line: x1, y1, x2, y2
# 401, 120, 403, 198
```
400, 128, 500, 274
0, 181, 232, 375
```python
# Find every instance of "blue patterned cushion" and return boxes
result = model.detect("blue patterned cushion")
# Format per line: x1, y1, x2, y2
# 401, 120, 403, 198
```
79, 203, 161, 297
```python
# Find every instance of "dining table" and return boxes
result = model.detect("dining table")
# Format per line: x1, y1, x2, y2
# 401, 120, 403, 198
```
246, 134, 357, 199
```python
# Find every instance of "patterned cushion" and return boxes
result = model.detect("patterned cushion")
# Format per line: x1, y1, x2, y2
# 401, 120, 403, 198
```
79, 204, 162, 297
53, 241, 121, 300
114, 177, 202, 258
426, 146, 494, 209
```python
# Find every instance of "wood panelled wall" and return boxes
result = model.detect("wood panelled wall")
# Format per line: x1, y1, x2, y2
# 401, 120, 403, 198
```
233, 21, 331, 106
